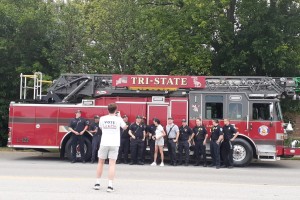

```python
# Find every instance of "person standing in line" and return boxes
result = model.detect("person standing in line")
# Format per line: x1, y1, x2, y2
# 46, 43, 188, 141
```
190, 118, 208, 167
93, 103, 127, 192
128, 115, 146, 165
221, 118, 239, 168
117, 115, 130, 164
69, 110, 89, 163
146, 123, 157, 164
178, 119, 193, 166
209, 119, 223, 169
90, 115, 102, 164
151, 118, 166, 167
166, 117, 179, 166
141, 116, 148, 163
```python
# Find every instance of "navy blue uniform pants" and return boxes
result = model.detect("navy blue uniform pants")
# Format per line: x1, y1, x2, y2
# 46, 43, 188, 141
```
167, 139, 177, 164
91, 135, 101, 162
149, 139, 155, 162
210, 140, 220, 167
71, 135, 85, 161
221, 140, 233, 167
142, 139, 147, 162
194, 140, 207, 164
130, 139, 144, 163
178, 140, 189, 164
118, 138, 130, 162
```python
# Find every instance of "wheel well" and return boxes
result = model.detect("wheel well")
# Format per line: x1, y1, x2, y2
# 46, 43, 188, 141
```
236, 135, 257, 159
60, 133, 71, 159
60, 131, 93, 159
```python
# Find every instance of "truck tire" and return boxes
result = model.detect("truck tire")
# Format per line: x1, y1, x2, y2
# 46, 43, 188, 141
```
65, 136, 92, 162
232, 138, 253, 167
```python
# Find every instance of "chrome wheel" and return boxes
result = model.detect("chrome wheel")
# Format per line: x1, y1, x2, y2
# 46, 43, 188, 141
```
233, 144, 247, 162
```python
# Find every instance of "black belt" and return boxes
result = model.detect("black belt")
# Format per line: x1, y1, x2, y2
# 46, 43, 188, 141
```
168, 138, 175, 140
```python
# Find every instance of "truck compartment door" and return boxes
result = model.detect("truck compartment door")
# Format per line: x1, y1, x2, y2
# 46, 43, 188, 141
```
35, 106, 58, 146
147, 104, 168, 126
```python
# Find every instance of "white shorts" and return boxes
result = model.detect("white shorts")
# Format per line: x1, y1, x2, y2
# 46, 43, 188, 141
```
98, 146, 119, 160
155, 138, 164, 146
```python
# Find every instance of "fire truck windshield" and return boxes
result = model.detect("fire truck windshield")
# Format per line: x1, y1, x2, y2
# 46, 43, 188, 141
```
253, 103, 273, 121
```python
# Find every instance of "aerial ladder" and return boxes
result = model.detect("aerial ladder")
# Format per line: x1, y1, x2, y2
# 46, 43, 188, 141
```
19, 72, 300, 103
41, 74, 299, 103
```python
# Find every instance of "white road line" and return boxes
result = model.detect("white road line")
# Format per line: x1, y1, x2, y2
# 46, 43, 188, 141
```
0, 176, 299, 188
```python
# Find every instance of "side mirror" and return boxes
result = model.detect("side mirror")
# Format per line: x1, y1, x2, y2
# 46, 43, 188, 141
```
286, 122, 293, 132
270, 116, 273, 127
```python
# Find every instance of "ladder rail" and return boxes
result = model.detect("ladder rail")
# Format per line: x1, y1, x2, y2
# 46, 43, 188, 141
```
20, 72, 45, 100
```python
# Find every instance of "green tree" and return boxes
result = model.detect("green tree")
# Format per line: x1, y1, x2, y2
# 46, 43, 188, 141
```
43, 0, 88, 74
211, 0, 300, 76
0, 0, 57, 145
84, 0, 214, 75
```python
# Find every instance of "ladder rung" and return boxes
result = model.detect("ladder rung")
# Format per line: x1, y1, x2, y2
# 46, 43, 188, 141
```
21, 75, 36, 78
38, 80, 52, 83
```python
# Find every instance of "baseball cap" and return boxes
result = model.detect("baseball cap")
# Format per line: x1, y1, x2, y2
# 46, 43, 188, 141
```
182, 119, 187, 122
136, 115, 142, 119
75, 110, 81, 113
94, 115, 100, 119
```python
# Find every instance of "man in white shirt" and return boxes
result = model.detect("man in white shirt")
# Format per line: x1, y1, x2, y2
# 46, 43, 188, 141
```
93, 103, 127, 192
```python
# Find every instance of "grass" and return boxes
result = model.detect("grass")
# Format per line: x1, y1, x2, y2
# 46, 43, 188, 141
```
0, 147, 14, 152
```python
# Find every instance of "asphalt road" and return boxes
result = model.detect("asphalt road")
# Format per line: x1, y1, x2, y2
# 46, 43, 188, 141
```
0, 151, 300, 200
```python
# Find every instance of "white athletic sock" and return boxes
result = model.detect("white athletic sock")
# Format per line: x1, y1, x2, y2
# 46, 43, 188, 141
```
96, 178, 100, 184
108, 180, 113, 187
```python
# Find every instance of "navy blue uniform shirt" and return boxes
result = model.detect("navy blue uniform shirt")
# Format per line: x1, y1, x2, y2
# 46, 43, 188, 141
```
129, 123, 145, 139
223, 124, 237, 141
121, 121, 130, 139
146, 124, 156, 140
193, 125, 207, 141
210, 125, 223, 140
89, 122, 101, 136
179, 125, 192, 141
69, 117, 89, 132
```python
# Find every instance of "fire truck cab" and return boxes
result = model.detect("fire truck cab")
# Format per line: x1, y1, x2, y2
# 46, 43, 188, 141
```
7, 73, 300, 166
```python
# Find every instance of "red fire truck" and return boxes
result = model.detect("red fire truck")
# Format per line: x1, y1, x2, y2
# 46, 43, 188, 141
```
7, 73, 300, 166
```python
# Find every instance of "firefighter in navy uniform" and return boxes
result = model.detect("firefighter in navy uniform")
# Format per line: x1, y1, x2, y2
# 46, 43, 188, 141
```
68, 110, 89, 163
146, 123, 156, 164
141, 116, 148, 163
117, 115, 130, 164
221, 118, 239, 168
178, 119, 192, 166
209, 119, 224, 169
128, 115, 146, 165
191, 118, 208, 167
89, 115, 102, 164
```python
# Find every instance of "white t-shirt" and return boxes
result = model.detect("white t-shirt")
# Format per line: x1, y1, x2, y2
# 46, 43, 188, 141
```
99, 115, 126, 146
155, 125, 164, 139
